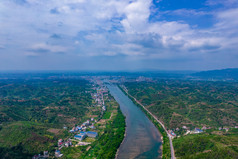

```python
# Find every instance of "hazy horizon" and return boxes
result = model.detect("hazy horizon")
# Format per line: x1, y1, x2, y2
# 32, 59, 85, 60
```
0, 68, 238, 73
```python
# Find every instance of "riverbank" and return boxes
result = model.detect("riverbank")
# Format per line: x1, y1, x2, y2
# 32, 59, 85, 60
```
115, 124, 127, 159
108, 84, 162, 159
118, 85, 175, 159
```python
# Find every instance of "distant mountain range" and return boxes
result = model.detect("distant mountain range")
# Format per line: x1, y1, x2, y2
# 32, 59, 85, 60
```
0, 68, 237, 81
190, 68, 238, 81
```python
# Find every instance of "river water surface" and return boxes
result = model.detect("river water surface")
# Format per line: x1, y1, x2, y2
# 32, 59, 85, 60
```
107, 84, 162, 159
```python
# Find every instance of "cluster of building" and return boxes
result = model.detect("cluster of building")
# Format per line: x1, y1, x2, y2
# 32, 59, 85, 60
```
92, 85, 108, 106
182, 126, 204, 135
201, 126, 212, 130
106, 76, 152, 84
136, 76, 152, 82
91, 85, 108, 117
70, 118, 96, 133
218, 126, 238, 131
180, 125, 238, 136
169, 126, 205, 137
58, 139, 72, 148
74, 131, 98, 141
219, 127, 229, 132
92, 90, 104, 106
168, 130, 177, 138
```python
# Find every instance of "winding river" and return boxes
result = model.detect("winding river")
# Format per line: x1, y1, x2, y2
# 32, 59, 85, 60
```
107, 84, 162, 159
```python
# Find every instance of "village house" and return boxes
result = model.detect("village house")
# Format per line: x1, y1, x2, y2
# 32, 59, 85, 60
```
184, 130, 191, 135
223, 127, 229, 132
55, 150, 63, 158
32, 154, 41, 159
43, 151, 49, 158
89, 125, 95, 129
58, 139, 63, 147
86, 131, 98, 138
168, 130, 176, 137
74, 132, 87, 141
194, 128, 203, 134
182, 125, 188, 129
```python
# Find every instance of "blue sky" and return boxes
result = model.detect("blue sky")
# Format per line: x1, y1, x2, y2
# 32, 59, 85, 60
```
0, 0, 238, 71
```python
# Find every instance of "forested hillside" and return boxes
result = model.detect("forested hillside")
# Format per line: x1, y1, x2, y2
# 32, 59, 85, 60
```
125, 80, 238, 129
124, 80, 238, 158
0, 79, 91, 158
191, 68, 238, 80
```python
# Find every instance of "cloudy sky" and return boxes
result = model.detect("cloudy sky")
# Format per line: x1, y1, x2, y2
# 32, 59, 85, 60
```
0, 0, 238, 71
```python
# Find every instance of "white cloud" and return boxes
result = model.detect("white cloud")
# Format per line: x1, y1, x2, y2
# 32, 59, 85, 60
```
215, 8, 238, 31
0, 0, 238, 70
26, 43, 68, 56
113, 43, 145, 56
162, 9, 210, 17
121, 0, 151, 33
206, 0, 238, 7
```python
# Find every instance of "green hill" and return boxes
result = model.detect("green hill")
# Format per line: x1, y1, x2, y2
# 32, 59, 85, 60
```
191, 68, 238, 81
124, 79, 238, 158
0, 78, 91, 158
125, 80, 238, 129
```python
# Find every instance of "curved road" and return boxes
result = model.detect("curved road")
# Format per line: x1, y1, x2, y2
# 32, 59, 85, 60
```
124, 87, 176, 159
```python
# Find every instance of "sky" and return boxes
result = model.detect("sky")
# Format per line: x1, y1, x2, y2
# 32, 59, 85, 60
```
0, 0, 238, 71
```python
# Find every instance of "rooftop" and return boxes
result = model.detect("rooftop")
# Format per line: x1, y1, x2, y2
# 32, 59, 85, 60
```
87, 131, 98, 135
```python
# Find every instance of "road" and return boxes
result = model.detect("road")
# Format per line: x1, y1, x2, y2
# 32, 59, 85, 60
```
123, 87, 176, 159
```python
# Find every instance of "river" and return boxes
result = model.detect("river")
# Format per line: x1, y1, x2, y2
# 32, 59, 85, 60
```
107, 84, 162, 159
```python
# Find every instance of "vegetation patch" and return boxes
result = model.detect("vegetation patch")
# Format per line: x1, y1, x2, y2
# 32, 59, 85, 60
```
173, 130, 238, 159
102, 111, 111, 119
